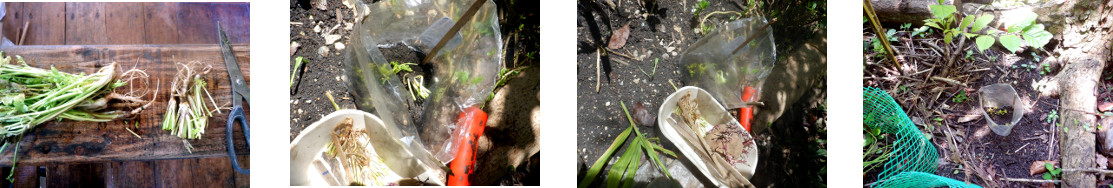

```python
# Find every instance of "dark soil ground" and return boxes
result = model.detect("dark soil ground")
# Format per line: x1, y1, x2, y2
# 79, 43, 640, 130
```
290, 0, 359, 140
290, 0, 539, 185
863, 24, 1065, 187
576, 0, 826, 187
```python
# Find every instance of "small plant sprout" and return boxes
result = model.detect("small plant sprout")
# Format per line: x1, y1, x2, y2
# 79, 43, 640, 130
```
694, 0, 710, 16
1043, 162, 1062, 180
639, 58, 659, 78
1047, 109, 1059, 124
952, 90, 968, 103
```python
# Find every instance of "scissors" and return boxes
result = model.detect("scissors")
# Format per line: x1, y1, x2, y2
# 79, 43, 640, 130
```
219, 23, 250, 174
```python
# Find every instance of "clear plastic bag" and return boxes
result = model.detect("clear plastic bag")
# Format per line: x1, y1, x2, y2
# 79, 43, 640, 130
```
679, 17, 776, 109
343, 0, 502, 165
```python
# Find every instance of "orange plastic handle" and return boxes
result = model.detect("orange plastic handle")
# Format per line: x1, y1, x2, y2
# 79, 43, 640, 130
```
739, 86, 755, 132
446, 106, 487, 186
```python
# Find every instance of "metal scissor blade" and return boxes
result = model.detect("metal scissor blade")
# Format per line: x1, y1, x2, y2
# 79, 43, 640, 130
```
218, 23, 250, 104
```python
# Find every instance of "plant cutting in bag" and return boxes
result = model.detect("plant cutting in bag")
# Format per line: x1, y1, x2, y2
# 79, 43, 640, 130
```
679, 17, 776, 131
342, 0, 502, 174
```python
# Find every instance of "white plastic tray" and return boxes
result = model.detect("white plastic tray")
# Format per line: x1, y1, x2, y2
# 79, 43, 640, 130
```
290, 110, 444, 186
658, 86, 758, 187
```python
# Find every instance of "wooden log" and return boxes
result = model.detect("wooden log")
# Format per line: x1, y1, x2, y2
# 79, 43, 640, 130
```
1050, 1, 1113, 187
0, 44, 250, 165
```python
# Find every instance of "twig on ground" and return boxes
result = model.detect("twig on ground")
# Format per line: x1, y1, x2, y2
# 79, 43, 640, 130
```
931, 76, 968, 87
999, 177, 1061, 183
610, 50, 640, 61
1062, 168, 1113, 175
596, 48, 602, 93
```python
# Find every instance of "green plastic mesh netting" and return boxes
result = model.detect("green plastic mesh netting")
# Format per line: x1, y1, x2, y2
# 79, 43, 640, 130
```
865, 87, 980, 188
874, 172, 983, 188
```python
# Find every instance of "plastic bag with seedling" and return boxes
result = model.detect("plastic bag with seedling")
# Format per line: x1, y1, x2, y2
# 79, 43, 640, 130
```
343, 0, 503, 170
679, 16, 775, 132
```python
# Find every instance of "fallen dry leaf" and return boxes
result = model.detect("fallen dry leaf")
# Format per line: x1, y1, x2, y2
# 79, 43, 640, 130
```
607, 23, 631, 50
1098, 154, 1109, 169
1029, 160, 1057, 176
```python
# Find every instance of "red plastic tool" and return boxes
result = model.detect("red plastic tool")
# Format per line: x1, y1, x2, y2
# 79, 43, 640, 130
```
739, 86, 756, 132
446, 106, 488, 186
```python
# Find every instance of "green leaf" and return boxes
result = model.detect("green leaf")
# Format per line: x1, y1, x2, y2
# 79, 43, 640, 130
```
999, 35, 1023, 53
1044, 172, 1053, 180
1023, 25, 1053, 49
1052, 168, 1062, 176
1008, 11, 1038, 33
923, 21, 941, 30
1046, 162, 1054, 171
607, 136, 641, 188
973, 14, 995, 32
912, 26, 930, 37
962, 32, 978, 39
929, 5, 957, 19
960, 16, 974, 31
885, 29, 898, 41
976, 35, 995, 53
944, 32, 954, 44
580, 126, 633, 188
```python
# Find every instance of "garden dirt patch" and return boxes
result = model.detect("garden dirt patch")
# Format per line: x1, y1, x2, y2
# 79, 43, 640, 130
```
577, 0, 826, 186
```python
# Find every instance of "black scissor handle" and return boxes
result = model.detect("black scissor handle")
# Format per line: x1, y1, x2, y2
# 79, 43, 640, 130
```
227, 106, 250, 174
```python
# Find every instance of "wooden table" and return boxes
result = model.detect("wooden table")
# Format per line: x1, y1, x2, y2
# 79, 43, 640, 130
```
0, 3, 250, 187
0, 44, 250, 164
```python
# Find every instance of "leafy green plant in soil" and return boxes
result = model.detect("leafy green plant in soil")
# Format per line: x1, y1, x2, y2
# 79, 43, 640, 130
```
1042, 162, 1061, 180
580, 102, 676, 188
952, 90, 967, 103
923, 0, 1052, 53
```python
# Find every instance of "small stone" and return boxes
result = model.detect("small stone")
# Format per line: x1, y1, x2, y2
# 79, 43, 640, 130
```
335, 42, 346, 51
313, 24, 321, 33
314, 0, 328, 10
290, 41, 300, 56
633, 78, 640, 84
318, 46, 330, 57
324, 34, 342, 45
305, 100, 312, 104
605, 101, 611, 106
298, 109, 304, 114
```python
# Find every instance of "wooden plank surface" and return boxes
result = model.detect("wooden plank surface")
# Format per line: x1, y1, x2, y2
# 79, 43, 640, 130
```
46, 164, 104, 187
0, 44, 251, 165
64, 2, 108, 45
24, 3, 65, 45
105, 161, 154, 187
142, 3, 180, 44
3, 2, 25, 45
175, 3, 217, 44
104, 3, 146, 45
211, 3, 250, 44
